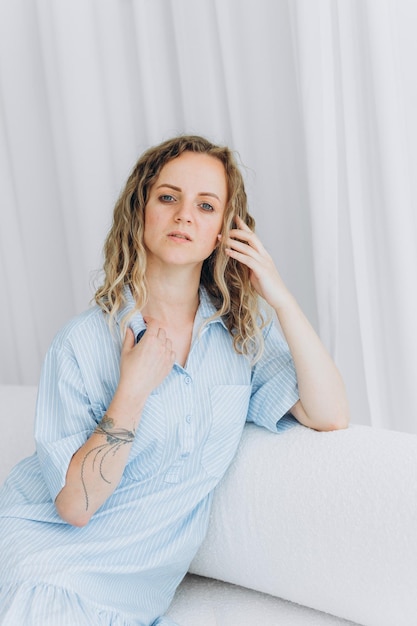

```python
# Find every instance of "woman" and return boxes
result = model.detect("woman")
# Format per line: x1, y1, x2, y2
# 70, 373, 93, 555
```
0, 135, 349, 625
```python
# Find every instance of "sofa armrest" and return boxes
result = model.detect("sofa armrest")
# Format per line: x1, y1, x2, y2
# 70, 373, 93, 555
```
190, 422, 417, 626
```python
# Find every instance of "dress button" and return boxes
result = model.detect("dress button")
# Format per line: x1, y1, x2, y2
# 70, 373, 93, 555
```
184, 376, 192, 385
186, 415, 192, 424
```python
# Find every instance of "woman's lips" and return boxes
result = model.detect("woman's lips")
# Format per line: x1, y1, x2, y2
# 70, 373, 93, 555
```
167, 231, 192, 241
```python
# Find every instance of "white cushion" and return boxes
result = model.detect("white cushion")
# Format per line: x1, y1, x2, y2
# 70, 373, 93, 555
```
168, 574, 358, 625
190, 423, 417, 626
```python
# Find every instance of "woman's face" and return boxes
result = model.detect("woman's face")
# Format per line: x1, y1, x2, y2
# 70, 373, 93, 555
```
143, 151, 228, 270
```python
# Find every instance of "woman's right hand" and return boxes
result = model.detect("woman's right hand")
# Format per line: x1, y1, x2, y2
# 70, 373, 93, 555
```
116, 320, 176, 420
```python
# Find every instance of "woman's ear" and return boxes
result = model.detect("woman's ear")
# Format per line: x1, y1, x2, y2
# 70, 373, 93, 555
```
213, 234, 222, 250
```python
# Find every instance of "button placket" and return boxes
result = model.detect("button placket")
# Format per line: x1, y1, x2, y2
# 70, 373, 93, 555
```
180, 374, 194, 458
164, 373, 194, 482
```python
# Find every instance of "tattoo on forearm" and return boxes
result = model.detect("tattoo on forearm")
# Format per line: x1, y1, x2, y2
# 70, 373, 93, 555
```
81, 414, 135, 510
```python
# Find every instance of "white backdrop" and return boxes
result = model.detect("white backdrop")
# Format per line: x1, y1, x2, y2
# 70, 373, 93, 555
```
1, 0, 417, 433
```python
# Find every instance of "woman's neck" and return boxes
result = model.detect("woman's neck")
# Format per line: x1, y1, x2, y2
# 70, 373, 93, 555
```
143, 265, 201, 325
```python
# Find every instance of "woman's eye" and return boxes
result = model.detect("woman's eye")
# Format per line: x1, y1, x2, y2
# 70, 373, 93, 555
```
199, 202, 214, 212
160, 194, 175, 203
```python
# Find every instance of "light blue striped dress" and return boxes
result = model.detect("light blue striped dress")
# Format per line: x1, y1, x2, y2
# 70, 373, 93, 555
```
0, 286, 299, 626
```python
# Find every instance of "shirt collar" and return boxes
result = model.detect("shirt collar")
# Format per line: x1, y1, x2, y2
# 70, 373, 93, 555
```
114, 283, 227, 340
114, 285, 146, 340
197, 286, 227, 329
194, 287, 228, 338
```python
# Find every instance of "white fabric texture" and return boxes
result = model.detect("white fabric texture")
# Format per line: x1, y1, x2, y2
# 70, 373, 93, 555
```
190, 422, 417, 626
1, 1, 417, 435
289, 0, 417, 433
167, 575, 357, 626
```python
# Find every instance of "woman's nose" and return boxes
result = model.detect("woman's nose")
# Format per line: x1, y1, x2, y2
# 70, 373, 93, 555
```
174, 200, 193, 222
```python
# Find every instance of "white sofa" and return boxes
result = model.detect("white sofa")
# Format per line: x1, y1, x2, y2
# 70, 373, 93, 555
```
1, 384, 416, 626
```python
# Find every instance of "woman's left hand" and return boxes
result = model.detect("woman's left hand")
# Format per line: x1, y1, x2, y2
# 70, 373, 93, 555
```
223, 216, 291, 310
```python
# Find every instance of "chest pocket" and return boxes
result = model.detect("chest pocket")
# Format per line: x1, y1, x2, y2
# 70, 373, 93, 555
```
123, 393, 167, 481
201, 384, 251, 478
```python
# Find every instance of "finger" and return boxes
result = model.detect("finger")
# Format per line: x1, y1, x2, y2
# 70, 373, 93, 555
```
157, 326, 167, 340
144, 318, 160, 336
228, 230, 254, 245
225, 246, 257, 269
234, 215, 252, 232
229, 230, 265, 254
229, 225, 256, 240
226, 234, 261, 256
122, 327, 135, 352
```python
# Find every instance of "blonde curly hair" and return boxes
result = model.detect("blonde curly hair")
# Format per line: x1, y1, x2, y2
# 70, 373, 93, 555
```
95, 135, 266, 359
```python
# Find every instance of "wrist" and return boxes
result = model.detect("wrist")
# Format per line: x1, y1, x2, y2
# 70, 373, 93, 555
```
95, 413, 136, 441
108, 386, 148, 426
271, 290, 297, 315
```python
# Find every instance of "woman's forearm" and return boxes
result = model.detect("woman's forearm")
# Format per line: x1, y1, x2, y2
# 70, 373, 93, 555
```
55, 394, 145, 527
223, 216, 349, 432
55, 323, 176, 527
275, 294, 350, 431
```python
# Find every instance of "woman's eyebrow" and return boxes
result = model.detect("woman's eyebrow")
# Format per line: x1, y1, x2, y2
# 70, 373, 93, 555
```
199, 192, 220, 200
156, 183, 181, 192
156, 183, 220, 201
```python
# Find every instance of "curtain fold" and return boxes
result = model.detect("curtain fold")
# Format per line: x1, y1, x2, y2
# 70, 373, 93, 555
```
288, 0, 341, 355
289, 0, 417, 432
1, 0, 416, 433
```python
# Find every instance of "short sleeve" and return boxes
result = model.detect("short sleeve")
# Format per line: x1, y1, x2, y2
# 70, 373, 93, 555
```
246, 321, 299, 432
34, 341, 97, 502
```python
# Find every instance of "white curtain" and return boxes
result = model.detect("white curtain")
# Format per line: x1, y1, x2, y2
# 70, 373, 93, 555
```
1, 1, 416, 434
289, 0, 417, 433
